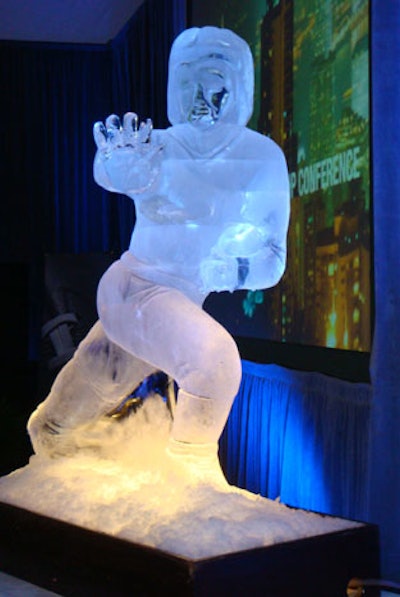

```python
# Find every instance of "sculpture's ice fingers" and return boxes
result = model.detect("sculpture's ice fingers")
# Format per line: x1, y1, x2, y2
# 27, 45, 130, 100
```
123, 111, 139, 132
93, 121, 108, 151
105, 114, 122, 147
122, 112, 139, 145
105, 113, 121, 130
138, 118, 153, 143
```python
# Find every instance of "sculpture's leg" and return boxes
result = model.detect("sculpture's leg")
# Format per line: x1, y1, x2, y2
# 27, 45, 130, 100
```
28, 320, 156, 456
167, 389, 236, 487
97, 260, 242, 485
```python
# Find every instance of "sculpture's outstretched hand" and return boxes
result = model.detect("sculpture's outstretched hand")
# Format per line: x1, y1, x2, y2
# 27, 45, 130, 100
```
93, 112, 162, 195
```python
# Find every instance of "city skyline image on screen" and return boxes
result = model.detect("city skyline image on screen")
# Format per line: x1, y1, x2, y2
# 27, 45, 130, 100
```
193, 0, 370, 352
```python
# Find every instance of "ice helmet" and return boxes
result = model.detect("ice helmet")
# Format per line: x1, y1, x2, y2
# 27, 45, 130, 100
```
167, 26, 254, 127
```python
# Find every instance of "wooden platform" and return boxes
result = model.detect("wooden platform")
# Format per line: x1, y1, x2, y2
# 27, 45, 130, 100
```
0, 501, 380, 596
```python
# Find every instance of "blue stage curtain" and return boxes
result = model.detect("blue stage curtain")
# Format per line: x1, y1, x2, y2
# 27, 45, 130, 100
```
220, 360, 372, 522
368, 0, 400, 582
0, 42, 112, 259
0, 0, 186, 261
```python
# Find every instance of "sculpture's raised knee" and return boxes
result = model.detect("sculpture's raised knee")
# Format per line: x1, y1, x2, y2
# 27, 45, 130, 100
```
180, 326, 241, 402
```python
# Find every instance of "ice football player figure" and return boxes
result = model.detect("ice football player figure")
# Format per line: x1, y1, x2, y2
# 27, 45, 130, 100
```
28, 27, 290, 486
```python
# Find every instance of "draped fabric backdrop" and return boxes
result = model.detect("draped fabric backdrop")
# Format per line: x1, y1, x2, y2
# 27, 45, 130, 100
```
0, 0, 184, 263
0, 43, 111, 259
220, 361, 372, 522
1, 0, 399, 581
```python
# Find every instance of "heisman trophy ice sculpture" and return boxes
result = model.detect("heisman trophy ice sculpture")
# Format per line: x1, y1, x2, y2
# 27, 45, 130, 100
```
27, 27, 290, 486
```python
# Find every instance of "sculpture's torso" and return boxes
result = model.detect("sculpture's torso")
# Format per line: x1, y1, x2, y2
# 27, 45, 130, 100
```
129, 123, 286, 292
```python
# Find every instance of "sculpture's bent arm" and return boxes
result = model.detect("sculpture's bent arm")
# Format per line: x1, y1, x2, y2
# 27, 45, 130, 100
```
201, 143, 290, 293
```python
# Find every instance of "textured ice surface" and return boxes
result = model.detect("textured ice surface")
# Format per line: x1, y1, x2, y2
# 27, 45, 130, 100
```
28, 26, 290, 456
93, 26, 290, 295
2, 397, 359, 560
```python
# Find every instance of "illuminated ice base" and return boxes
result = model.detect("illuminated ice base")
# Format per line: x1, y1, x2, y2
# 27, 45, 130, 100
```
0, 397, 379, 596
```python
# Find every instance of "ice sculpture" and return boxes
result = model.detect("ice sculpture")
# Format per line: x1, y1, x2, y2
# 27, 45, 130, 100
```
28, 27, 290, 484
